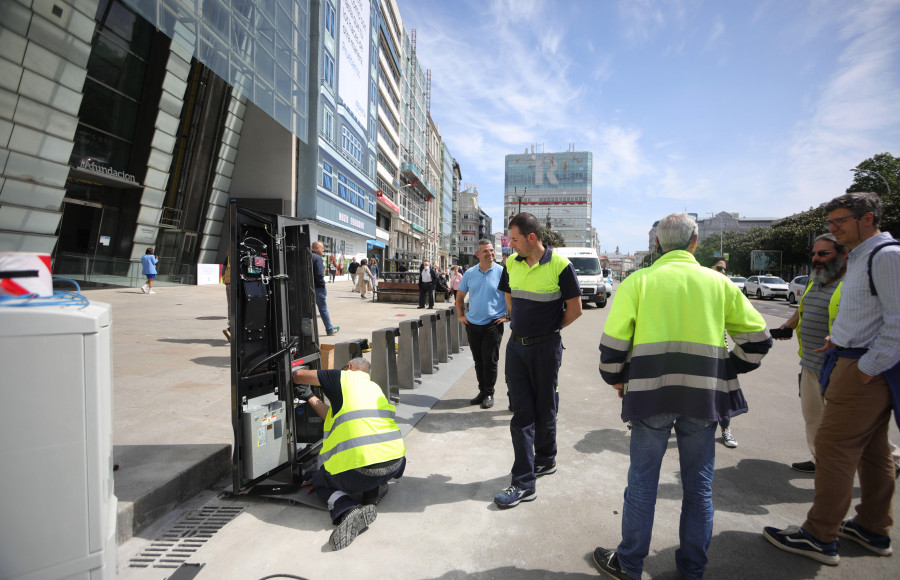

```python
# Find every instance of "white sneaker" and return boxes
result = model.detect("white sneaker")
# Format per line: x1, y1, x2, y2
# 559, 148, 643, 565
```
722, 428, 738, 448
148, 290, 156, 294
140, 284, 148, 293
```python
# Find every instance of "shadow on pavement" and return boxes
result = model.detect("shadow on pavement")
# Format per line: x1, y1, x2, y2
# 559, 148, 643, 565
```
410, 407, 513, 433
190, 355, 230, 368
643, 530, 823, 580
657, 458, 817, 515
429, 568, 596, 579
159, 337, 227, 346
573, 428, 676, 456
378, 473, 510, 513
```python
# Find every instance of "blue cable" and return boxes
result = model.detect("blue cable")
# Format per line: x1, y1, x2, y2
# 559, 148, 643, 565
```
0, 278, 90, 308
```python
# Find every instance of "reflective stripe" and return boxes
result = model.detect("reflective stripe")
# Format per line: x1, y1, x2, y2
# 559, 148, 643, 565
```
327, 409, 396, 434
599, 360, 626, 374
511, 288, 562, 302
732, 345, 766, 365
319, 431, 403, 465
600, 333, 632, 352
626, 374, 741, 393
632, 340, 727, 359
731, 330, 771, 345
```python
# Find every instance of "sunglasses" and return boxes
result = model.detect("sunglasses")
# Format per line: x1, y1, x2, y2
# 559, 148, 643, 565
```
714, 266, 726, 272
809, 250, 834, 258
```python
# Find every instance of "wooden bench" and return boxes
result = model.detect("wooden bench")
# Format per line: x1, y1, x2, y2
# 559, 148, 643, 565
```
376, 281, 419, 303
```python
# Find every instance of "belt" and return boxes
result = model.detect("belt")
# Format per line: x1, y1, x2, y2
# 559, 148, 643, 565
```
836, 346, 869, 354
510, 331, 560, 346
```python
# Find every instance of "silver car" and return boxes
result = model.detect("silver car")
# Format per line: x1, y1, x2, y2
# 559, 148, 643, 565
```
744, 275, 790, 300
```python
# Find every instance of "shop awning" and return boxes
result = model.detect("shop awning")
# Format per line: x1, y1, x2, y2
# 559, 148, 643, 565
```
367, 239, 386, 248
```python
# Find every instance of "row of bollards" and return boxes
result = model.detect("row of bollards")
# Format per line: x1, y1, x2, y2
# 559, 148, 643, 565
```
328, 305, 469, 402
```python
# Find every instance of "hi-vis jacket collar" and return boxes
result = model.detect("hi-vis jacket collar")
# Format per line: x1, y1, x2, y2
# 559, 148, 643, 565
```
514, 246, 553, 265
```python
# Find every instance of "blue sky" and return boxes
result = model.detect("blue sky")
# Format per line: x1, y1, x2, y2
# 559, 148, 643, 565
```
400, 0, 900, 255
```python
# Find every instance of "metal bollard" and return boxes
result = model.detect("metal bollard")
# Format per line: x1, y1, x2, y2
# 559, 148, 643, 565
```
447, 305, 460, 354
332, 339, 367, 371
458, 302, 469, 348
419, 312, 438, 374
434, 309, 449, 363
370, 327, 399, 402
398, 319, 422, 389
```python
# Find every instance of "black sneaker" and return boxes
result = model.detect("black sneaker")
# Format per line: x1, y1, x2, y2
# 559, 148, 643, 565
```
791, 460, 815, 473
493, 485, 536, 509
763, 525, 839, 565
329, 505, 377, 551
535, 462, 557, 477
839, 519, 893, 556
592, 548, 635, 580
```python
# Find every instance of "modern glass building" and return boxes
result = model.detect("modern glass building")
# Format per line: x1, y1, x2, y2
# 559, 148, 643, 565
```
504, 148, 593, 246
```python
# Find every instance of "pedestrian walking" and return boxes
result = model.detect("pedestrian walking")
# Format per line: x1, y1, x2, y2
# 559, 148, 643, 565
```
329, 257, 337, 283
369, 258, 379, 299
494, 212, 582, 509
417, 261, 437, 309
349, 258, 359, 288
140, 247, 158, 294
311, 241, 340, 336
594, 212, 771, 580
357, 259, 373, 299
709, 257, 739, 449
449, 265, 463, 301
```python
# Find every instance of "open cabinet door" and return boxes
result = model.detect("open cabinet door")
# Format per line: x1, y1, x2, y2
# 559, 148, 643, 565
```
230, 205, 323, 494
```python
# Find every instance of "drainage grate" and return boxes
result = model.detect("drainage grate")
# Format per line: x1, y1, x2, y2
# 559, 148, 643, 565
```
129, 505, 244, 569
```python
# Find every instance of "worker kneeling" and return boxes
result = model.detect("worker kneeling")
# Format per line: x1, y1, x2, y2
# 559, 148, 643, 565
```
292, 357, 406, 551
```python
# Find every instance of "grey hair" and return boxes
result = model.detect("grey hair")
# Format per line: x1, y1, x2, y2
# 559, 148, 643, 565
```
814, 233, 848, 255
825, 192, 882, 227
477, 238, 494, 248
348, 357, 371, 373
656, 213, 698, 252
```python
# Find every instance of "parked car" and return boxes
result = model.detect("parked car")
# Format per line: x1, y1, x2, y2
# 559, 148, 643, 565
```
728, 276, 746, 292
788, 275, 809, 304
744, 275, 790, 300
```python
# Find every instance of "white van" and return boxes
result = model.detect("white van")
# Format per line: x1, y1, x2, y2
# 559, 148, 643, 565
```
553, 247, 611, 308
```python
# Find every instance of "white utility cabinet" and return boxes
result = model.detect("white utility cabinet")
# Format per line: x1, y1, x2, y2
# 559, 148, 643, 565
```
0, 301, 117, 580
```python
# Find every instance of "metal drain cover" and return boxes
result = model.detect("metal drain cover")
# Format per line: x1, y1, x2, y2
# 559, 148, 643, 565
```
129, 505, 244, 569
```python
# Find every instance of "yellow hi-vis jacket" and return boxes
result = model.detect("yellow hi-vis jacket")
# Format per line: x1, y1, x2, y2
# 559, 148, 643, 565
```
319, 370, 405, 475
796, 280, 842, 357
599, 250, 772, 422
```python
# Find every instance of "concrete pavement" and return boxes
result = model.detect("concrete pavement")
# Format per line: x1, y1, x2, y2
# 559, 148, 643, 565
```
101, 280, 899, 579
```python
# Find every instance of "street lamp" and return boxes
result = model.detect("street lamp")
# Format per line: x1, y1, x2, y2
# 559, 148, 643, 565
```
851, 168, 891, 196
706, 212, 723, 257
513, 186, 526, 215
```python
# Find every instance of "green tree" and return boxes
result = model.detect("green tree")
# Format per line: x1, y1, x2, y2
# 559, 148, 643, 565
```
847, 152, 900, 234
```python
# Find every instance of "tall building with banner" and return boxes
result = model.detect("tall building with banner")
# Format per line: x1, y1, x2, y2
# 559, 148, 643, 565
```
504, 146, 593, 246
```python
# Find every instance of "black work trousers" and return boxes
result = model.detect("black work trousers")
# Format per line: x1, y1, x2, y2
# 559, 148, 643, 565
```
465, 320, 504, 396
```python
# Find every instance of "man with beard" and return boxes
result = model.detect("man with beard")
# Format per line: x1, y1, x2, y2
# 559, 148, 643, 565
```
776, 233, 900, 475
776, 234, 848, 473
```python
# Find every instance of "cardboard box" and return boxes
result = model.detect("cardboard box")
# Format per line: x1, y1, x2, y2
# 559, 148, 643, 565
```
320, 343, 334, 369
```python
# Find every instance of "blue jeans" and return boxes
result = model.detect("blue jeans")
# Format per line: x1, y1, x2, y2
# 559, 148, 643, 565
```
314, 286, 334, 334
617, 413, 716, 580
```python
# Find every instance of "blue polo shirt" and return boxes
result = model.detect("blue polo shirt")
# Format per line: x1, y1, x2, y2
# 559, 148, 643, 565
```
499, 247, 580, 337
459, 262, 506, 325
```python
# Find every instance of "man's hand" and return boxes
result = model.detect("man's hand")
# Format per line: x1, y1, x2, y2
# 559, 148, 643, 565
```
295, 384, 315, 402
458, 315, 469, 326
859, 369, 878, 384
612, 383, 624, 399
493, 315, 509, 325
774, 322, 792, 341
813, 336, 836, 353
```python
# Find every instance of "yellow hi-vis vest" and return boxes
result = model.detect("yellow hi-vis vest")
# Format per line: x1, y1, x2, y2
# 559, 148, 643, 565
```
319, 370, 405, 475
796, 280, 842, 357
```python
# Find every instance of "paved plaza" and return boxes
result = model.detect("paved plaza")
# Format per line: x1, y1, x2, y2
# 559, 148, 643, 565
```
95, 279, 899, 579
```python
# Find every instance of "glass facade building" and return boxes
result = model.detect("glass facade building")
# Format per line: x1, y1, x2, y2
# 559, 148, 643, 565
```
123, 0, 310, 139
504, 149, 593, 246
